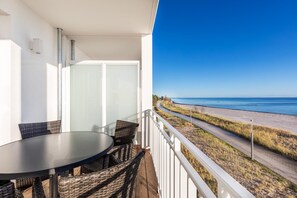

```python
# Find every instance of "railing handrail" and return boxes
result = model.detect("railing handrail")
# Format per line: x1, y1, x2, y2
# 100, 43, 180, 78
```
149, 109, 254, 197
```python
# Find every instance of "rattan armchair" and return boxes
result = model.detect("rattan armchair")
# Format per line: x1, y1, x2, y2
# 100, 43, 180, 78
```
16, 120, 61, 196
81, 143, 135, 174
18, 120, 61, 139
113, 120, 139, 146
81, 120, 139, 174
59, 150, 145, 198
0, 181, 23, 198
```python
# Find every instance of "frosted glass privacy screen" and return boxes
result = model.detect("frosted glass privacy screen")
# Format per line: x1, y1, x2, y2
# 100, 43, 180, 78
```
70, 64, 103, 131
106, 64, 138, 125
70, 61, 139, 131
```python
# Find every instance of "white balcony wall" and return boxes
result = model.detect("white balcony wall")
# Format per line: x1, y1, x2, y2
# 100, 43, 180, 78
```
0, 0, 57, 122
0, 40, 21, 146
0, 0, 89, 145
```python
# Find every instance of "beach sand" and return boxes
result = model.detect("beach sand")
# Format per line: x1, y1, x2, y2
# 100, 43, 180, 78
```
176, 103, 297, 134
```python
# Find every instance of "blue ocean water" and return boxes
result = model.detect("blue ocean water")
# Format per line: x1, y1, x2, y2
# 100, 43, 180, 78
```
172, 98, 297, 116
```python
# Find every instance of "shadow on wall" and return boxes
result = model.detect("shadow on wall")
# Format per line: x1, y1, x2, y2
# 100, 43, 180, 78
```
21, 49, 47, 123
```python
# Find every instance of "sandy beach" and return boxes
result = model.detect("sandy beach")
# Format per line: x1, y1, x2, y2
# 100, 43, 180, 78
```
176, 103, 297, 134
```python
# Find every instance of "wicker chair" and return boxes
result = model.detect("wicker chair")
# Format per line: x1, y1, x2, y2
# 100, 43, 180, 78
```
0, 181, 23, 198
113, 120, 139, 146
81, 143, 134, 174
16, 120, 61, 196
18, 120, 61, 139
81, 120, 139, 174
59, 150, 145, 198
80, 154, 111, 174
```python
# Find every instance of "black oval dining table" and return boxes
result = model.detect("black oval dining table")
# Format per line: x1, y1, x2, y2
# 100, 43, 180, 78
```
0, 131, 114, 198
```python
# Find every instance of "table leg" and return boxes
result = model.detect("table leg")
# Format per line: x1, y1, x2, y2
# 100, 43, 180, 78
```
49, 174, 58, 198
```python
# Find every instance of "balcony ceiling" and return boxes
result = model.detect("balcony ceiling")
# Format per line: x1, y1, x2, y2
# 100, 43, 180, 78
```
22, 0, 158, 36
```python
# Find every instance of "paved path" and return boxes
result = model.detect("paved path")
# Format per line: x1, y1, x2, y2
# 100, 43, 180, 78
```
158, 103, 297, 184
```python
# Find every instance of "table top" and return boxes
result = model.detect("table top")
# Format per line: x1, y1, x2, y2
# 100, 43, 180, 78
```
0, 131, 113, 180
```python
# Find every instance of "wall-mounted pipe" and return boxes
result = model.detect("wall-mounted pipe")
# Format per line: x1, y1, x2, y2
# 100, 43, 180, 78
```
70, 40, 75, 61
57, 28, 63, 120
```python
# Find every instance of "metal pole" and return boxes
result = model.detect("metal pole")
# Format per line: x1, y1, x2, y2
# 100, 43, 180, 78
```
70, 40, 75, 61
148, 110, 150, 147
250, 119, 254, 160
57, 28, 63, 120
143, 110, 147, 148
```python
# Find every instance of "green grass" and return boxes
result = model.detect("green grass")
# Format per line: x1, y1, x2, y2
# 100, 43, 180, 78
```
161, 101, 297, 160
156, 108, 297, 197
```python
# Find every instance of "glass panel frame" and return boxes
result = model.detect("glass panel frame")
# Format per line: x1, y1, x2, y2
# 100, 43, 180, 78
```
66, 60, 140, 132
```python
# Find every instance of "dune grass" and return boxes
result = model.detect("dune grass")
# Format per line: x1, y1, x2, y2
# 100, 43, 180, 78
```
161, 101, 297, 160
156, 108, 297, 197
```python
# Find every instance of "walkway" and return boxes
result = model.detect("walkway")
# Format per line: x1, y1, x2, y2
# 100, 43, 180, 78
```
158, 103, 297, 184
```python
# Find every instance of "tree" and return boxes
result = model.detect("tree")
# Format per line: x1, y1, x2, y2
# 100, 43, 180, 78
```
152, 95, 159, 107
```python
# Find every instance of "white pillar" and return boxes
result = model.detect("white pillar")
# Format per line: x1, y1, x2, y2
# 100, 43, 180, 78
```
141, 34, 153, 111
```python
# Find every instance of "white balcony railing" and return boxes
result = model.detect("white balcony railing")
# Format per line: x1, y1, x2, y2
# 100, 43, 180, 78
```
141, 109, 254, 198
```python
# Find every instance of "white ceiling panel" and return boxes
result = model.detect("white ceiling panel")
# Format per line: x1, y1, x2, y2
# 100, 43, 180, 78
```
22, 0, 158, 36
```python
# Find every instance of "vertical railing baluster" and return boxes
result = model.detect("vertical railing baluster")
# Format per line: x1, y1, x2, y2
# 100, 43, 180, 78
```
171, 136, 175, 198
180, 165, 187, 197
143, 111, 146, 148
156, 123, 160, 179
188, 177, 197, 198
163, 136, 166, 198
159, 121, 164, 197
148, 110, 150, 147
159, 128, 163, 194
165, 139, 169, 198
161, 136, 166, 197
174, 136, 180, 198
169, 135, 172, 198
167, 143, 170, 198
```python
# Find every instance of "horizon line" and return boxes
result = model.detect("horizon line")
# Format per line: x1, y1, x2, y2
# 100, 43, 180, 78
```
156, 96, 297, 98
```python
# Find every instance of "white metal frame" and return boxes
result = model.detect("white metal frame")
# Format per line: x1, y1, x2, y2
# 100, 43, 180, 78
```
142, 109, 255, 198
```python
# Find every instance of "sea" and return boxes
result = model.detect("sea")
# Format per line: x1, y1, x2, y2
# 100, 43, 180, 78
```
172, 98, 297, 116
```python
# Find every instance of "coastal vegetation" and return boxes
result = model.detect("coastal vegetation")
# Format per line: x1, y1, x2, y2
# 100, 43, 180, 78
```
156, 108, 297, 197
161, 101, 297, 160
152, 95, 159, 107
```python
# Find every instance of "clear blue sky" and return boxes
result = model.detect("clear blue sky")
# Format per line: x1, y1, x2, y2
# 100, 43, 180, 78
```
153, 0, 297, 98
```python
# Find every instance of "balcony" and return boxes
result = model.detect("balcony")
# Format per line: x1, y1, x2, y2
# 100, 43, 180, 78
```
8, 109, 254, 198
139, 109, 254, 198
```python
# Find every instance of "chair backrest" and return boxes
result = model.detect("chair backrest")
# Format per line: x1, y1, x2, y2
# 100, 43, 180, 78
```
114, 120, 139, 146
108, 143, 134, 166
18, 120, 61, 139
0, 181, 15, 198
59, 150, 145, 198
